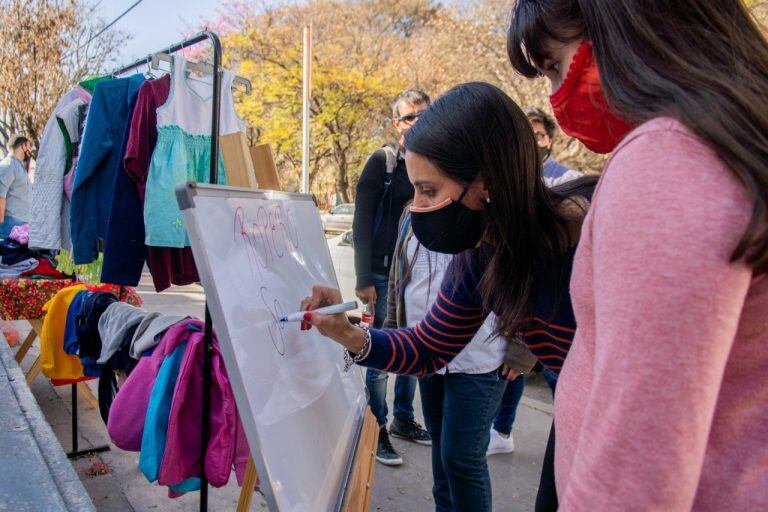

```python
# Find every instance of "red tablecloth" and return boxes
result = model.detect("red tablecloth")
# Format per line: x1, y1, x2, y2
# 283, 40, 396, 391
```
0, 278, 142, 321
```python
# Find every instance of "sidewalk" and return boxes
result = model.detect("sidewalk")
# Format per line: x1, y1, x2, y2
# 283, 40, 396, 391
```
9, 272, 553, 511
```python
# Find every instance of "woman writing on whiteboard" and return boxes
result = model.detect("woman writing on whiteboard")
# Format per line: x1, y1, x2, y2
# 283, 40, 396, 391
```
303, 80, 597, 510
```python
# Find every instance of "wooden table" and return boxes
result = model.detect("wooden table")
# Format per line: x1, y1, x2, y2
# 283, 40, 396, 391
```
1, 278, 141, 407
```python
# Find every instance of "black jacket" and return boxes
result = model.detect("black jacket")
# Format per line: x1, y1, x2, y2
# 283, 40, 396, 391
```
352, 148, 414, 289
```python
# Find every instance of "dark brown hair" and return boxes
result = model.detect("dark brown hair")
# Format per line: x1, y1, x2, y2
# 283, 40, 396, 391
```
525, 107, 557, 138
404, 82, 593, 337
508, 0, 768, 269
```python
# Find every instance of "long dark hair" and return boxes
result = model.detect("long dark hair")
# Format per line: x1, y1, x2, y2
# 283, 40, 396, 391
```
508, 0, 768, 270
404, 82, 589, 337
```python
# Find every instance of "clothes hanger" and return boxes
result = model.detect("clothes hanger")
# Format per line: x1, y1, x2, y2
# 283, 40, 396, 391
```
150, 53, 252, 94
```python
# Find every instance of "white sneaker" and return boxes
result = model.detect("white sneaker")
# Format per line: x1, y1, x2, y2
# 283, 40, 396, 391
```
487, 429, 515, 456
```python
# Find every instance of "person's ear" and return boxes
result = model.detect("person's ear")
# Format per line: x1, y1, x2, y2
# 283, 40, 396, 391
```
468, 176, 490, 208
477, 176, 489, 201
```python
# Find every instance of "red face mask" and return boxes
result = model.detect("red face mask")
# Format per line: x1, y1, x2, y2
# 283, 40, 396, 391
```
549, 41, 634, 154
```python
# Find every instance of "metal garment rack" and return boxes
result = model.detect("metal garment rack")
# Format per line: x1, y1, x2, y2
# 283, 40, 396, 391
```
112, 31, 224, 512
66, 285, 127, 459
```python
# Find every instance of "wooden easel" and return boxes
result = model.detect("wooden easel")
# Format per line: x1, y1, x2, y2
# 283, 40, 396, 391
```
234, 143, 379, 511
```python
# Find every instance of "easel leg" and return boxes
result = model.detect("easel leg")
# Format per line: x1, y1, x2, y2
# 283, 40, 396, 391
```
342, 409, 380, 512
236, 457, 259, 512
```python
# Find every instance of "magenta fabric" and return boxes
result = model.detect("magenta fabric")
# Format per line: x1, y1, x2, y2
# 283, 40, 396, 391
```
123, 75, 199, 292
107, 317, 249, 489
107, 319, 189, 451
158, 327, 250, 488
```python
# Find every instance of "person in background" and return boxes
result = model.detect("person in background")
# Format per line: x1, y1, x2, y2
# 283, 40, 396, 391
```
353, 88, 432, 466
385, 203, 514, 511
0, 135, 32, 238
486, 367, 526, 456
508, 0, 768, 509
488, 107, 580, 456
525, 107, 582, 187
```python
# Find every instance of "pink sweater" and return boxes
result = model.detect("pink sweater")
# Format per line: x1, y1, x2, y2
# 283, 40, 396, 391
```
556, 117, 768, 511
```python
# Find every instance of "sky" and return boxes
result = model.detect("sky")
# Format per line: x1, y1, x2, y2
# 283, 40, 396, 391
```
98, 0, 461, 67
99, 0, 224, 66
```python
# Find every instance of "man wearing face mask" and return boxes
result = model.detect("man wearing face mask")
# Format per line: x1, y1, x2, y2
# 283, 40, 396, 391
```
352, 88, 432, 466
0, 135, 33, 238
525, 107, 583, 188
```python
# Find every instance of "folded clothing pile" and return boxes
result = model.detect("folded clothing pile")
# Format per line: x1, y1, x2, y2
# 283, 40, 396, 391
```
0, 225, 72, 280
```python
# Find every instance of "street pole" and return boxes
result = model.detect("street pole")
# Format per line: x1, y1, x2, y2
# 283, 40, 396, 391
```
301, 22, 312, 194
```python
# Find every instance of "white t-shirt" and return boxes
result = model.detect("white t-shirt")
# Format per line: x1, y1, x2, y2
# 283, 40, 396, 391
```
403, 236, 507, 374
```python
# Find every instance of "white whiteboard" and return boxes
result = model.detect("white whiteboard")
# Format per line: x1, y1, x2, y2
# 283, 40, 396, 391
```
177, 183, 366, 512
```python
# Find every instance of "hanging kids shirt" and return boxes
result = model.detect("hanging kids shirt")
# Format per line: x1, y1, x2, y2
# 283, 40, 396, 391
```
30, 77, 111, 252
29, 88, 88, 251
144, 56, 245, 248
99, 75, 148, 287
112, 75, 199, 292
70, 74, 145, 265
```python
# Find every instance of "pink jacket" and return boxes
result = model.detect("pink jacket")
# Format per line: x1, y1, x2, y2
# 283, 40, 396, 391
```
107, 320, 249, 489
159, 323, 249, 488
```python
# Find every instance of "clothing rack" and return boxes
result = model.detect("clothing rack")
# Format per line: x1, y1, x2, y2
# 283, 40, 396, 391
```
67, 382, 110, 458
66, 286, 127, 459
112, 31, 224, 512
111, 37, 252, 94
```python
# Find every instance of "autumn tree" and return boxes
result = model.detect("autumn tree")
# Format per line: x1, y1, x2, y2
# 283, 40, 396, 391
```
0, 0, 126, 155
208, 0, 768, 197
214, 0, 435, 199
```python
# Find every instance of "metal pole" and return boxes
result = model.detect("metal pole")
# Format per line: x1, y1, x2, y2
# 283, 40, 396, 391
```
71, 383, 78, 453
301, 23, 312, 194
200, 29, 222, 512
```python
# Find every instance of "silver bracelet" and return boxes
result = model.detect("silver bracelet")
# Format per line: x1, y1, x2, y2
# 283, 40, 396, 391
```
343, 325, 372, 372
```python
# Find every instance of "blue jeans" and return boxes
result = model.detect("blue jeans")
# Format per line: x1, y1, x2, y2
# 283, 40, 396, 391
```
0, 215, 24, 238
419, 369, 507, 512
541, 367, 558, 395
492, 374, 526, 436
366, 273, 416, 426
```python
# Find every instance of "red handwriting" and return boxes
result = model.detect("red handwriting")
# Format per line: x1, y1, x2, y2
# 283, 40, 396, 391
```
233, 204, 300, 277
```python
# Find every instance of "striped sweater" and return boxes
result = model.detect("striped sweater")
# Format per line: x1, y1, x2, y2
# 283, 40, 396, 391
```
364, 248, 577, 377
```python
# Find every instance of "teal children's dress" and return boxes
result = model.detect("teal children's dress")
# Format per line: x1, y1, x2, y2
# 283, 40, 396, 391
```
144, 55, 245, 248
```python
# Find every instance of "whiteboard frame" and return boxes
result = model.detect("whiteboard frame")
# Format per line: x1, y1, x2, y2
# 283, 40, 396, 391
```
176, 181, 365, 511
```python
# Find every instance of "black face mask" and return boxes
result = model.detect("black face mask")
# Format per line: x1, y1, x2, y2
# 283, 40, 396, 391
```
410, 186, 484, 254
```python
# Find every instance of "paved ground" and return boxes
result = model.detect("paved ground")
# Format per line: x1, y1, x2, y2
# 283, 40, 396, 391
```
10, 273, 554, 511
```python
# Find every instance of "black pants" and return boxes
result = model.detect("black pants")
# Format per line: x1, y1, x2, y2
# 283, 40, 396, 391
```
535, 423, 558, 512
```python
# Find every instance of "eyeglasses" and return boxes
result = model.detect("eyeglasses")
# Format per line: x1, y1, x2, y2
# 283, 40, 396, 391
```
396, 111, 425, 124
534, 132, 549, 141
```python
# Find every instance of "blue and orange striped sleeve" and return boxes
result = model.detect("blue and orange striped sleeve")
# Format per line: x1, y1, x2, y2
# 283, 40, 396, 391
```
361, 259, 488, 376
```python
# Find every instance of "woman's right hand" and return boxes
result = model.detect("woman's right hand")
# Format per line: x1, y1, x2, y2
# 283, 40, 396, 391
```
301, 285, 367, 353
